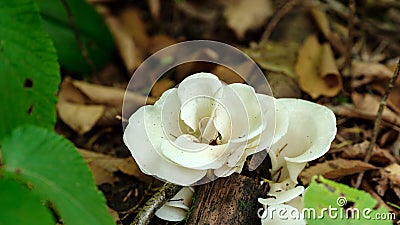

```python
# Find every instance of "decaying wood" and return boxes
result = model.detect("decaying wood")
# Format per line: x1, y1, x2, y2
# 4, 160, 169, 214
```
187, 174, 268, 225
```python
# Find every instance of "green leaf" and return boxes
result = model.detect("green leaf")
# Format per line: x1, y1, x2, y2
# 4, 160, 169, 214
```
0, 0, 60, 141
304, 176, 394, 225
0, 126, 115, 225
35, 0, 114, 74
0, 179, 55, 225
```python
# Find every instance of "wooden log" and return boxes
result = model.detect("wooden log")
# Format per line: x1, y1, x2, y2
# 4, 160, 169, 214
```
187, 174, 268, 225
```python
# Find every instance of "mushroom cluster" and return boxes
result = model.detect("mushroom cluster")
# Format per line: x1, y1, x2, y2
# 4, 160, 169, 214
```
123, 72, 336, 222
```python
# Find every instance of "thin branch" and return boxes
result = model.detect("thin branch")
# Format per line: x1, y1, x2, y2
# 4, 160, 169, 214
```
259, 0, 298, 44
60, 0, 97, 72
345, 0, 355, 76
354, 59, 400, 188
131, 183, 181, 225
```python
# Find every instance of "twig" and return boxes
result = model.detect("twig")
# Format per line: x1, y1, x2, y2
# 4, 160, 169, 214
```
60, 0, 97, 72
345, 0, 355, 76
130, 183, 181, 225
354, 59, 400, 188
259, 0, 298, 44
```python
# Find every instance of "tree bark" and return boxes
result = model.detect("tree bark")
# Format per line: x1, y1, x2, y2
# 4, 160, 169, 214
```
187, 174, 268, 225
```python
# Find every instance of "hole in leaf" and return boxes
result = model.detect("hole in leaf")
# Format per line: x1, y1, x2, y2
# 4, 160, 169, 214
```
24, 78, 33, 88
27, 104, 34, 115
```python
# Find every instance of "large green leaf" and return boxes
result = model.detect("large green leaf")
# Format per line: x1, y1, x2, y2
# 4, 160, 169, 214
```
304, 176, 394, 225
35, 0, 114, 74
0, 179, 55, 225
0, 126, 115, 225
0, 0, 60, 141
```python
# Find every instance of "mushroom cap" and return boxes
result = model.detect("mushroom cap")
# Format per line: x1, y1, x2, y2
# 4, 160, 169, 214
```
155, 187, 195, 221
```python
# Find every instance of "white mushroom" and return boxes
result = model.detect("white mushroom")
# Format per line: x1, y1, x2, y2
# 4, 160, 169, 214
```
269, 98, 337, 184
258, 186, 306, 225
155, 187, 195, 221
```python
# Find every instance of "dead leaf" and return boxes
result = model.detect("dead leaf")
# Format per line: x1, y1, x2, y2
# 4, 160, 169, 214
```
107, 207, 122, 224
148, 34, 177, 55
383, 163, 400, 186
72, 80, 155, 107
78, 149, 153, 185
351, 61, 394, 88
267, 72, 301, 98
57, 101, 105, 135
341, 141, 397, 165
147, 0, 161, 20
118, 8, 149, 51
105, 14, 140, 72
211, 65, 245, 84
299, 158, 375, 185
222, 0, 273, 39
352, 92, 399, 124
295, 34, 342, 98
373, 81, 400, 114
245, 41, 299, 79
331, 104, 400, 127
151, 79, 175, 98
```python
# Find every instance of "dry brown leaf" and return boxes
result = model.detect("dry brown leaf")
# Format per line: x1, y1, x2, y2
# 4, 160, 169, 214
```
222, 0, 273, 39
72, 80, 155, 107
107, 207, 122, 224
373, 81, 400, 114
244, 41, 299, 79
295, 34, 342, 98
211, 65, 245, 84
147, 0, 161, 20
268, 72, 301, 98
118, 8, 149, 51
383, 163, 400, 186
299, 158, 375, 185
58, 77, 86, 103
151, 79, 175, 98
352, 92, 399, 124
341, 141, 396, 165
351, 61, 394, 88
78, 149, 153, 185
57, 101, 105, 134
105, 15, 141, 72
148, 34, 177, 55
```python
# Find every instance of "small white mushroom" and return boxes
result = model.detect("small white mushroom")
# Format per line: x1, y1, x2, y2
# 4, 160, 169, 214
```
155, 187, 195, 221
269, 98, 337, 183
258, 186, 306, 225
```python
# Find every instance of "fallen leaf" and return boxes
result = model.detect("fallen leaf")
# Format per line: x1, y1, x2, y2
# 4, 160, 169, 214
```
373, 81, 400, 114
341, 141, 397, 165
78, 149, 153, 185
299, 159, 375, 185
352, 92, 399, 124
383, 163, 400, 186
211, 65, 245, 84
351, 61, 394, 88
148, 34, 177, 55
267, 72, 301, 98
72, 80, 155, 107
105, 14, 141, 71
295, 34, 342, 98
147, 0, 161, 21
57, 101, 105, 135
331, 103, 400, 127
118, 8, 149, 51
244, 41, 299, 79
151, 78, 175, 98
222, 0, 273, 39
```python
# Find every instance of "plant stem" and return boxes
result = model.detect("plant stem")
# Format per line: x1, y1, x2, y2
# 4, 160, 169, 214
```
131, 183, 181, 225
354, 59, 400, 188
